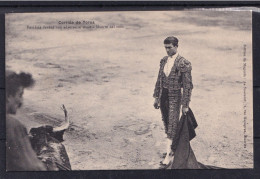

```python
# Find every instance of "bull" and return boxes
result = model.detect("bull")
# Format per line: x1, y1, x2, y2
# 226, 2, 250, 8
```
29, 105, 71, 170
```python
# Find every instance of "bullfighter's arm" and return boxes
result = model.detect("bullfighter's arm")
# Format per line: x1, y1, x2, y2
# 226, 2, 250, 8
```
153, 57, 167, 98
153, 69, 161, 99
179, 58, 193, 108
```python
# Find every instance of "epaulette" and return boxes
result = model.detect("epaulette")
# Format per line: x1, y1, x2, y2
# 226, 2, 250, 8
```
160, 56, 168, 64
159, 56, 168, 67
178, 57, 192, 72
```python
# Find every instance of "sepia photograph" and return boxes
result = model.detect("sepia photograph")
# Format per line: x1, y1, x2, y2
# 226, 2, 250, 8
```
5, 10, 253, 170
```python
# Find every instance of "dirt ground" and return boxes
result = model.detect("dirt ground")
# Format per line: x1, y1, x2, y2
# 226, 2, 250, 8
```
6, 10, 253, 169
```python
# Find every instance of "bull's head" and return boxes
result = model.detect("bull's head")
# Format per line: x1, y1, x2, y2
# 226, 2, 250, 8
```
29, 105, 70, 160
29, 105, 71, 170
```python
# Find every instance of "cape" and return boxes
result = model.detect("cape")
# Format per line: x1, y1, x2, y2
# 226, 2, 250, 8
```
166, 109, 222, 169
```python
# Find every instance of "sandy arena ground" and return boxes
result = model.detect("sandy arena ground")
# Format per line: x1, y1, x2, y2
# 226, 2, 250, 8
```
6, 10, 253, 169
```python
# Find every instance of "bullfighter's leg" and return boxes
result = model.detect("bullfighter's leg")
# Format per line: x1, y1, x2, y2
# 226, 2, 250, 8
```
162, 90, 181, 165
160, 88, 173, 165
161, 138, 174, 165
160, 88, 169, 136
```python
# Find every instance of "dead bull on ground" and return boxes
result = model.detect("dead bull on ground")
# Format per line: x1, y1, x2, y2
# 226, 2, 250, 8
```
29, 105, 71, 170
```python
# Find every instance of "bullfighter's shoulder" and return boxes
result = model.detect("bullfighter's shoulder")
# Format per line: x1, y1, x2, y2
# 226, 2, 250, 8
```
6, 115, 28, 139
160, 56, 168, 65
177, 56, 192, 72
6, 115, 26, 131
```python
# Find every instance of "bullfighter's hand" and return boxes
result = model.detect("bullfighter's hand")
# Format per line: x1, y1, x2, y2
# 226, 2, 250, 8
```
182, 106, 189, 115
154, 98, 160, 109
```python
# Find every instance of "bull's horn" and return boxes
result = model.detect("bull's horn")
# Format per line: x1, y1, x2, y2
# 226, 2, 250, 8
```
53, 104, 70, 132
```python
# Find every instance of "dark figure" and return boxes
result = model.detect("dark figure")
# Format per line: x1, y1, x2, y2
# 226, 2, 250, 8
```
6, 70, 46, 171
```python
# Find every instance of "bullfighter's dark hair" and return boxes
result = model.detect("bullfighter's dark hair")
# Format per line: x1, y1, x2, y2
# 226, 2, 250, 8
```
6, 71, 35, 97
164, 36, 179, 47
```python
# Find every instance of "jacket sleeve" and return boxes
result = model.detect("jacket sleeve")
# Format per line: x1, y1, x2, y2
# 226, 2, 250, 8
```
6, 117, 47, 171
179, 58, 193, 108
153, 58, 165, 98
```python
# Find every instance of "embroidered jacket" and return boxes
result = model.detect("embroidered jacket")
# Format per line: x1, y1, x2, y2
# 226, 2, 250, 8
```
153, 55, 193, 108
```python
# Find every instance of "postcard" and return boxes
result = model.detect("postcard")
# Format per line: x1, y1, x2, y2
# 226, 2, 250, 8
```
5, 10, 253, 170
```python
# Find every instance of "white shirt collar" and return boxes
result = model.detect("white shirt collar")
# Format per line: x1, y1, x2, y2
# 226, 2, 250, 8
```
168, 52, 179, 60
164, 52, 179, 76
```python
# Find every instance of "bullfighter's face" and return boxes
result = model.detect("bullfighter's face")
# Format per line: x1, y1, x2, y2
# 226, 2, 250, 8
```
164, 43, 178, 57
6, 87, 24, 114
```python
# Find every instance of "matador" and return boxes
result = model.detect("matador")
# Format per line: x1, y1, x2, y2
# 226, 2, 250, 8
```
153, 36, 193, 166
